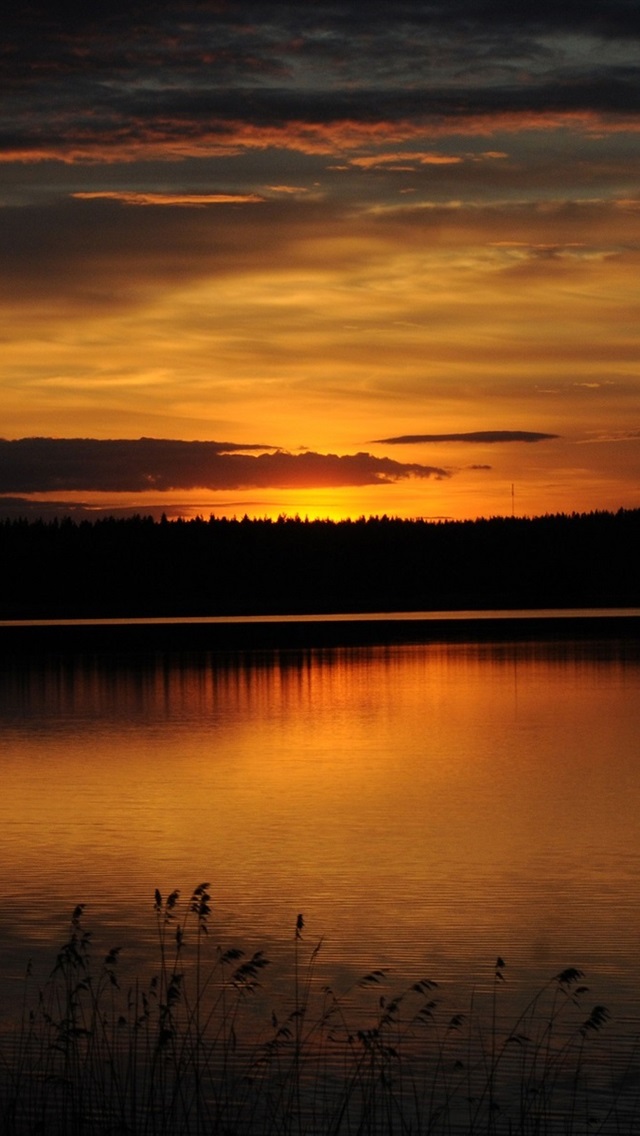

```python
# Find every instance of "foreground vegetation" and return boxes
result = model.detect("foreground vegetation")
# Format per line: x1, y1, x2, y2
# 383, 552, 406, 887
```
1, 509, 639, 617
1, 887, 637, 1136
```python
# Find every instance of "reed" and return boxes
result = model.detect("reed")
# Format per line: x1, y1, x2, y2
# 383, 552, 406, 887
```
0, 887, 636, 1136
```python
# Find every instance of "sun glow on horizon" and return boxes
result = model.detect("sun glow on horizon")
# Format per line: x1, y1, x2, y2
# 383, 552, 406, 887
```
1, 3, 639, 522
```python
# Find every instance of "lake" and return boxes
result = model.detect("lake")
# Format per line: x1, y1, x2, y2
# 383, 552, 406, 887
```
1, 612, 640, 1132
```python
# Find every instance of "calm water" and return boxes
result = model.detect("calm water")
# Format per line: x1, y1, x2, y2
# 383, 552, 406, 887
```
1, 628, 640, 1034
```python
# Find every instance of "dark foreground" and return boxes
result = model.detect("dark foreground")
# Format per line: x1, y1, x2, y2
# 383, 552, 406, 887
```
1, 509, 639, 621
2, 609, 640, 657
0, 887, 635, 1136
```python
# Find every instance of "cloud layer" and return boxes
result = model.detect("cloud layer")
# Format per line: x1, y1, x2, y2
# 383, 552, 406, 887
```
3, 1, 640, 164
374, 431, 559, 444
0, 438, 449, 494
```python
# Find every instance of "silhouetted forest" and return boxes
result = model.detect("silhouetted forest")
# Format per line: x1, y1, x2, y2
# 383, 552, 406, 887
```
1, 509, 639, 619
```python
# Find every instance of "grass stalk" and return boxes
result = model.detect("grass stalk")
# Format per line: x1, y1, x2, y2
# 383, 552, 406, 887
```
0, 888, 632, 1136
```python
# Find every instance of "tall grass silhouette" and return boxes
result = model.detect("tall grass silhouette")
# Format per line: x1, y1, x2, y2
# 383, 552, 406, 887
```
0, 885, 637, 1135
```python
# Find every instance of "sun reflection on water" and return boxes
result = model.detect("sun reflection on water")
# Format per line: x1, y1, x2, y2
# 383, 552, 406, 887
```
1, 639, 639, 1020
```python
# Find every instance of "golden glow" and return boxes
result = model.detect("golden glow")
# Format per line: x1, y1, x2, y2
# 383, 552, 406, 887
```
3, 202, 639, 518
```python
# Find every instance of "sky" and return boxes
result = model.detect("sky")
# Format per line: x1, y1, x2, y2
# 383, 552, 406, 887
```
1, 0, 639, 522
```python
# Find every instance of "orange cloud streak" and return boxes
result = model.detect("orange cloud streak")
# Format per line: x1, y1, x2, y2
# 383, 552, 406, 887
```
71, 191, 265, 206
350, 152, 465, 168
3, 111, 640, 165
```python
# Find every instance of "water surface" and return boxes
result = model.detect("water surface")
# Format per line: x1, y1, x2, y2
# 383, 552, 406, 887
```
1, 633, 639, 1030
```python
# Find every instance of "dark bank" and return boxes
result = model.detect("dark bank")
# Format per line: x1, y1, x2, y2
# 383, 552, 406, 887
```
1, 509, 639, 623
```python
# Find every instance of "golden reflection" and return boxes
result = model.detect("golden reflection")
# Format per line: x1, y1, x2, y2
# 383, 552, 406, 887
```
1, 643, 640, 998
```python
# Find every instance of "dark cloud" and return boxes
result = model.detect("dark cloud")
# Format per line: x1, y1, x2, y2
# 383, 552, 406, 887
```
2, 1, 639, 165
0, 496, 158, 521
7, 2, 640, 62
374, 431, 559, 444
0, 494, 299, 522
3, 82, 639, 165
0, 438, 450, 493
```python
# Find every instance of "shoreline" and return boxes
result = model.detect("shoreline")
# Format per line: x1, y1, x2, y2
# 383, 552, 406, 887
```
1, 609, 639, 654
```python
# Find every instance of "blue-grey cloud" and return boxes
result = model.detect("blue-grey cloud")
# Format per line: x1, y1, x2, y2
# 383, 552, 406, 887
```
0, 438, 450, 493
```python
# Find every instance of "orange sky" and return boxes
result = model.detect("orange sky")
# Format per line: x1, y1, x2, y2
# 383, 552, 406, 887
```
1, 2, 639, 521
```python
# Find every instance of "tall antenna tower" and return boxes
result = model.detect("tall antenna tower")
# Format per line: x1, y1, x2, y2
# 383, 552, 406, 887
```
511, 483, 515, 517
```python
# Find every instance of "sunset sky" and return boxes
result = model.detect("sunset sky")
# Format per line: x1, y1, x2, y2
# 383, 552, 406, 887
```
2, 0, 639, 521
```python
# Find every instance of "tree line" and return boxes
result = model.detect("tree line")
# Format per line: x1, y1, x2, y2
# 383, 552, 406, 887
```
1, 509, 638, 618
